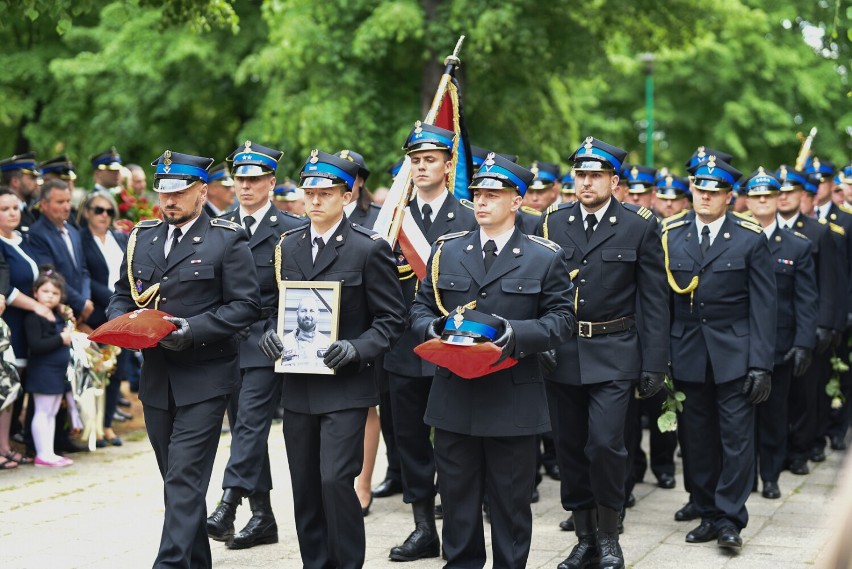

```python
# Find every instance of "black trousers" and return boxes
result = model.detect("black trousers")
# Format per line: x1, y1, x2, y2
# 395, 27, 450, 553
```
756, 360, 793, 482
548, 380, 632, 512
435, 429, 537, 569
222, 366, 282, 495
388, 372, 436, 503
283, 407, 368, 569
789, 351, 830, 461
377, 363, 402, 484
145, 392, 229, 569
630, 390, 677, 484
676, 369, 754, 530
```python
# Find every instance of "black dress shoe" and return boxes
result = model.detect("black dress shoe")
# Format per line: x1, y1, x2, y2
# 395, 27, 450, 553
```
762, 481, 781, 499
227, 493, 278, 550
831, 434, 848, 451
788, 458, 810, 475
675, 501, 699, 522
656, 473, 676, 489
117, 397, 132, 408
810, 448, 826, 462
624, 493, 635, 508
685, 521, 717, 543
372, 478, 403, 498
389, 500, 440, 561
207, 489, 241, 541
559, 515, 574, 531
545, 463, 561, 481
716, 526, 742, 549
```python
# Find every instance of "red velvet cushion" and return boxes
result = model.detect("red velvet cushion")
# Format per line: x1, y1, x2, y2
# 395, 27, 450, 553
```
88, 309, 177, 349
413, 339, 518, 379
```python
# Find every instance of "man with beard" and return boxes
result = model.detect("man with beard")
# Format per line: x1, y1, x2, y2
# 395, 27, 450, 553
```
280, 296, 330, 366
107, 150, 259, 569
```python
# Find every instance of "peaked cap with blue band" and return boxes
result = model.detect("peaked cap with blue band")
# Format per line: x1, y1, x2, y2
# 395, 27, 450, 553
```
471, 146, 518, 169
743, 167, 781, 196
625, 164, 657, 193
0, 153, 39, 175
561, 172, 575, 193
208, 162, 234, 186
274, 179, 302, 201
684, 146, 733, 169
839, 164, 852, 185
775, 165, 811, 192
654, 170, 690, 199
569, 137, 628, 173
90, 147, 122, 171
470, 153, 535, 197
336, 149, 370, 180
805, 157, 836, 182
403, 121, 456, 154
687, 155, 742, 190
299, 149, 359, 191
39, 155, 77, 180
440, 307, 504, 345
227, 141, 282, 177
387, 157, 404, 178
528, 161, 561, 190
150, 150, 214, 193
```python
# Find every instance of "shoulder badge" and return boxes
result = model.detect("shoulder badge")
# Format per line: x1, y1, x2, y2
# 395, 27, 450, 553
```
829, 222, 846, 236
436, 230, 470, 242
735, 218, 763, 234
135, 219, 162, 229
281, 225, 305, 238
662, 210, 688, 226
350, 223, 383, 240
520, 205, 542, 217
662, 219, 690, 232
840, 203, 852, 215
459, 199, 474, 211
210, 218, 240, 231
733, 211, 756, 221
636, 206, 654, 220
526, 234, 560, 252
545, 203, 561, 215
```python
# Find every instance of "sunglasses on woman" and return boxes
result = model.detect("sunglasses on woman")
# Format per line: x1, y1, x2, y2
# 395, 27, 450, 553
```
91, 206, 116, 217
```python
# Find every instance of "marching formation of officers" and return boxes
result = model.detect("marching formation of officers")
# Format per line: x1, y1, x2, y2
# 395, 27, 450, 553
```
4, 129, 851, 569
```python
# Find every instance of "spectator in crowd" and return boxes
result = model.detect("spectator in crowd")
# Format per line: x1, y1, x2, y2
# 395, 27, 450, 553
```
0, 153, 40, 230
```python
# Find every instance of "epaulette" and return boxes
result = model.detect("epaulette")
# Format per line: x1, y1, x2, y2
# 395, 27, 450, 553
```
792, 231, 809, 241
459, 199, 474, 211
281, 225, 305, 237
662, 219, 690, 232
840, 203, 852, 215
135, 219, 162, 229
436, 231, 470, 242
636, 206, 655, 220
662, 210, 688, 225
545, 203, 561, 215
210, 218, 240, 231
830, 222, 846, 236
735, 218, 763, 234
733, 211, 756, 221
276, 210, 305, 222
520, 205, 542, 217
351, 223, 383, 241
526, 234, 560, 252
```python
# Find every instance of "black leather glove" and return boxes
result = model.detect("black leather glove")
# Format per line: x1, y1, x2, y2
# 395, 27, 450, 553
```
783, 346, 813, 378
637, 371, 666, 399
492, 315, 515, 365
159, 317, 193, 351
426, 315, 448, 340
742, 368, 771, 404
323, 340, 359, 370
234, 327, 251, 342
259, 329, 284, 361
538, 349, 557, 375
816, 327, 833, 354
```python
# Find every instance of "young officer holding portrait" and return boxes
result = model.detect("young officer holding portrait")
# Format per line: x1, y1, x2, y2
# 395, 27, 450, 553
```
410, 153, 574, 569
258, 150, 405, 569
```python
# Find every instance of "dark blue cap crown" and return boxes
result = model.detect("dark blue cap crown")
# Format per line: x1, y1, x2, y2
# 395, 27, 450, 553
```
299, 149, 359, 191
150, 150, 214, 192
655, 171, 690, 198
743, 167, 781, 195
441, 307, 505, 345
228, 141, 282, 177
387, 157, 404, 178
775, 165, 809, 192
805, 157, 835, 180
685, 146, 733, 169
529, 161, 561, 189
569, 137, 627, 173
625, 164, 657, 193
471, 153, 535, 197
91, 147, 122, 170
39, 155, 76, 180
687, 156, 742, 190
471, 146, 518, 169
208, 162, 234, 186
839, 164, 852, 184
0, 153, 39, 175
561, 172, 575, 192
337, 149, 370, 180
403, 121, 456, 154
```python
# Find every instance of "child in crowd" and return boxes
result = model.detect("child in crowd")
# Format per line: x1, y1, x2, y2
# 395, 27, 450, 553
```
23, 268, 76, 467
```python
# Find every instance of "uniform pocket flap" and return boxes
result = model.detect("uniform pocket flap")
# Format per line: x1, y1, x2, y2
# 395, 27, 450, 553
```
670, 258, 694, 272
133, 263, 155, 281
712, 257, 746, 272
501, 278, 541, 294
179, 265, 214, 281
437, 274, 471, 291
328, 270, 362, 286
601, 248, 637, 262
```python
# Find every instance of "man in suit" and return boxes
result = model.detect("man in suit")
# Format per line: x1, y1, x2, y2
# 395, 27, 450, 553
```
0, 153, 40, 231
411, 153, 574, 569
203, 162, 236, 218
27, 179, 93, 322
745, 168, 818, 498
383, 122, 477, 561
206, 142, 305, 549
536, 137, 669, 569
258, 149, 405, 569
776, 165, 846, 474
664, 155, 776, 550
107, 150, 260, 569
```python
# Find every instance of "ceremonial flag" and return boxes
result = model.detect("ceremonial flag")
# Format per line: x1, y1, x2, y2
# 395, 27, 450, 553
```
434, 75, 473, 200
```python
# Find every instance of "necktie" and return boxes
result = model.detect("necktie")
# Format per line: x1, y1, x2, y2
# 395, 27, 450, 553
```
585, 215, 597, 242
243, 215, 255, 239
60, 228, 78, 267
313, 236, 325, 264
422, 204, 433, 233
700, 225, 711, 256
167, 227, 182, 258
483, 240, 497, 272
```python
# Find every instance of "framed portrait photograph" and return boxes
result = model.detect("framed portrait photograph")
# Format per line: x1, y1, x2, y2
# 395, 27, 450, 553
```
275, 280, 342, 375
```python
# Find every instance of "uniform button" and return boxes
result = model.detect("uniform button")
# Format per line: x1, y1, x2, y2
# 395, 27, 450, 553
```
699, 302, 705, 308
480, 292, 487, 298
677, 263, 682, 268
161, 298, 167, 303
700, 269, 705, 274
582, 259, 588, 265
518, 286, 523, 290
726, 262, 731, 267
268, 259, 273, 263
137, 269, 142, 275
450, 282, 455, 287
194, 271, 199, 276
579, 299, 585, 306
580, 279, 586, 285
701, 318, 707, 323
162, 276, 168, 281
519, 352, 525, 358
617, 254, 622, 259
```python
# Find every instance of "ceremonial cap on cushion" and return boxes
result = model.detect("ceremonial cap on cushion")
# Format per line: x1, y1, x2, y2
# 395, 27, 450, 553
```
88, 309, 177, 349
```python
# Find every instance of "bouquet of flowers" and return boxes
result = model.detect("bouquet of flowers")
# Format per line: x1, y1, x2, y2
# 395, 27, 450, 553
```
114, 186, 161, 234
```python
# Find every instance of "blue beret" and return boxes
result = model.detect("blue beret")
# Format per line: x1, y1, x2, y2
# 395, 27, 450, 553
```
151, 150, 214, 192
470, 152, 535, 197
90, 147, 122, 170
743, 167, 781, 196
300, 149, 359, 191
570, 137, 627, 173
228, 141, 282, 177
0, 153, 39, 175
687, 155, 742, 190
404, 121, 456, 154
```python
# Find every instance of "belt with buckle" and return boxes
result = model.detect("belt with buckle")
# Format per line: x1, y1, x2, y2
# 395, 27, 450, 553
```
577, 316, 635, 338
